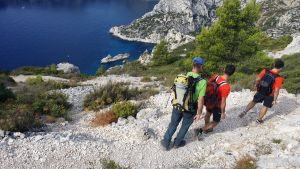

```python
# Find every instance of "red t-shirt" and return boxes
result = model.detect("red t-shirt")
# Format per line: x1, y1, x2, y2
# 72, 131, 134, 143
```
257, 69, 283, 96
209, 74, 230, 108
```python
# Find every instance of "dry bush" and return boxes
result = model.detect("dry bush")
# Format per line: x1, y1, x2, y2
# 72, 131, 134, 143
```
234, 155, 256, 169
141, 76, 152, 82
45, 115, 56, 123
91, 111, 118, 127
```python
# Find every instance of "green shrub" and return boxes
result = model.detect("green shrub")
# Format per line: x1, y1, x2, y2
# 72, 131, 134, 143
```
25, 76, 76, 90
30, 92, 70, 118
16, 84, 70, 118
96, 66, 106, 76
25, 75, 44, 86
281, 53, 300, 93
151, 40, 178, 66
0, 74, 16, 87
272, 138, 282, 144
111, 101, 137, 118
84, 82, 158, 111
0, 103, 40, 132
0, 83, 16, 102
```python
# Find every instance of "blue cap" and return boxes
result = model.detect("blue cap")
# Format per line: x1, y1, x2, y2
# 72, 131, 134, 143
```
192, 57, 204, 65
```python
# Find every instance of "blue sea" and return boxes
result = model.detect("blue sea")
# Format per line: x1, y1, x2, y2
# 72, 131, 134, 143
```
0, 0, 157, 74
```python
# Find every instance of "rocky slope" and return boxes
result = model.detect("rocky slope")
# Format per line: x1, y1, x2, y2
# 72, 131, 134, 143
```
0, 74, 299, 169
110, 0, 300, 47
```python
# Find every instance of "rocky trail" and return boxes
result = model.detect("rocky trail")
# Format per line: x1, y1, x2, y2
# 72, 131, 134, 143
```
0, 75, 299, 169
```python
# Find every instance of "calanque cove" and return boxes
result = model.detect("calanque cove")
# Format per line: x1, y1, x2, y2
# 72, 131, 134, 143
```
1, 0, 300, 169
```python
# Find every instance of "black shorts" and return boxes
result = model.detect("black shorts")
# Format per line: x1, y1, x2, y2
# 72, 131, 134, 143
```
206, 107, 221, 122
253, 92, 274, 108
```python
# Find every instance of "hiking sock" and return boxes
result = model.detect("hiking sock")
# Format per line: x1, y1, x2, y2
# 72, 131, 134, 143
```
256, 119, 264, 124
239, 110, 247, 118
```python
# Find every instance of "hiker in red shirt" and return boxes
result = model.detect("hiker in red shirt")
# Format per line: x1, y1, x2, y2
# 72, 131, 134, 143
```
194, 64, 236, 138
239, 59, 285, 124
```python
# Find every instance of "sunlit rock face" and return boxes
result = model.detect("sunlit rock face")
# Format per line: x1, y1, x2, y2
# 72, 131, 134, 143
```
110, 0, 300, 47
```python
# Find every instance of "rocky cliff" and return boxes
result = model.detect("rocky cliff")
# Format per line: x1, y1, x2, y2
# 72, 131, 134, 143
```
258, 0, 300, 37
110, 0, 300, 48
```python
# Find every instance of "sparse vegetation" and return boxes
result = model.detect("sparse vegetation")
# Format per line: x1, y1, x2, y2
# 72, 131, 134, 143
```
111, 101, 138, 118
0, 74, 16, 87
91, 111, 118, 127
272, 138, 282, 144
152, 40, 177, 65
0, 103, 41, 132
84, 82, 158, 111
11, 64, 62, 76
0, 76, 71, 131
281, 53, 300, 93
261, 35, 293, 52
141, 76, 152, 82
96, 66, 106, 76
234, 155, 257, 169
101, 158, 130, 169
0, 83, 16, 102
24, 76, 77, 90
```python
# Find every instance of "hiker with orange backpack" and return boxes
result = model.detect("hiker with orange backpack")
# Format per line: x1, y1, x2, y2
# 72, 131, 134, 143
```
239, 59, 284, 124
194, 64, 236, 139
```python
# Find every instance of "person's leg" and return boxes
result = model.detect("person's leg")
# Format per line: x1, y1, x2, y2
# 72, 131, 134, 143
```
244, 101, 256, 113
163, 108, 183, 146
257, 96, 273, 121
204, 111, 212, 126
239, 93, 263, 118
258, 106, 268, 121
174, 112, 195, 146
203, 108, 220, 131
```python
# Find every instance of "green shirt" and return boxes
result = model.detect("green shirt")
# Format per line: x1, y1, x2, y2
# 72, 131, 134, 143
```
187, 72, 207, 102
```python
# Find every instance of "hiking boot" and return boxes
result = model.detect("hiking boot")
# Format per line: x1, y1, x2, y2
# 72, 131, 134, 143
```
173, 140, 186, 149
239, 112, 247, 118
194, 128, 203, 141
160, 139, 170, 151
256, 119, 264, 124
204, 128, 213, 134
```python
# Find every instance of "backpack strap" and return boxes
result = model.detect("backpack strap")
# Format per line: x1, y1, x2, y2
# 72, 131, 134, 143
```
213, 75, 227, 88
217, 81, 227, 87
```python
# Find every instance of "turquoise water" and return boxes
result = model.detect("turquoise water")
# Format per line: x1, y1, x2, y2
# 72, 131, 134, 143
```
0, 0, 157, 74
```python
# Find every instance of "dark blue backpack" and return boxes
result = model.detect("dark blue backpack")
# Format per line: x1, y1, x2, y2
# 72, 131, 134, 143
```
258, 70, 278, 95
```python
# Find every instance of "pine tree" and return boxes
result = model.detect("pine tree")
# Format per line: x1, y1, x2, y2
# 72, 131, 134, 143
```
151, 40, 171, 65
187, 0, 262, 73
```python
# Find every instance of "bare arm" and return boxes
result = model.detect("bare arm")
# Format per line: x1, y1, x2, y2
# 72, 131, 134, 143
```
197, 96, 204, 115
194, 96, 204, 122
273, 87, 280, 104
220, 97, 226, 119
255, 76, 262, 87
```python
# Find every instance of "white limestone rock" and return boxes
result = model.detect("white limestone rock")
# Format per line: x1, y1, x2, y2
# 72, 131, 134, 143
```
57, 62, 80, 74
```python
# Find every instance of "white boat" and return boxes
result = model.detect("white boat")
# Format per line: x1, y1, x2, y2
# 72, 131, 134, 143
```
101, 53, 130, 64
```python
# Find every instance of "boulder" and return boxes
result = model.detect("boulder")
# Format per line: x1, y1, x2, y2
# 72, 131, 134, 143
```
0, 130, 4, 138
57, 62, 80, 74
138, 50, 152, 65
13, 132, 25, 139
137, 108, 162, 120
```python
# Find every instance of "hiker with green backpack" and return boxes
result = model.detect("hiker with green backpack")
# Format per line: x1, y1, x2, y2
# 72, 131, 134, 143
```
239, 59, 284, 124
194, 64, 236, 140
161, 57, 207, 150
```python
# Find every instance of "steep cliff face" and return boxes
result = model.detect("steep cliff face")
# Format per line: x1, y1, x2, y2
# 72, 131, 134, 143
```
110, 0, 222, 49
258, 0, 300, 37
110, 0, 300, 47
